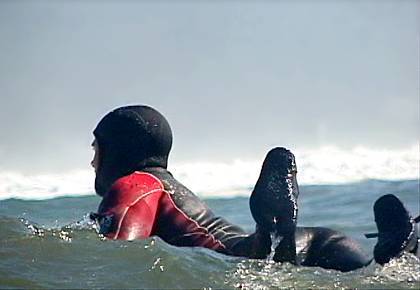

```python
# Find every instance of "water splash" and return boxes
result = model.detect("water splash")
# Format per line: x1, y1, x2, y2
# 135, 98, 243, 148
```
150, 257, 165, 272
20, 218, 45, 237
226, 253, 420, 289
19, 214, 99, 242
266, 218, 283, 262
371, 253, 420, 284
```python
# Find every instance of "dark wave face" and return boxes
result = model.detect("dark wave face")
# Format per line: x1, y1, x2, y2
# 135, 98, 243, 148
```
0, 180, 419, 289
0, 215, 418, 289
0, 216, 232, 289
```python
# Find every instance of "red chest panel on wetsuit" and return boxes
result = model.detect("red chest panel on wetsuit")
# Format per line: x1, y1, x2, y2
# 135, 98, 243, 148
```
94, 171, 227, 252
97, 172, 164, 240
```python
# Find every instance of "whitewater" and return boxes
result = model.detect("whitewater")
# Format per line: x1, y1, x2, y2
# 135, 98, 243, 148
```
0, 144, 418, 200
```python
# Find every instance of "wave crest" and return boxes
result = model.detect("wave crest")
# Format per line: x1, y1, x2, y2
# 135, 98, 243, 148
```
0, 144, 418, 200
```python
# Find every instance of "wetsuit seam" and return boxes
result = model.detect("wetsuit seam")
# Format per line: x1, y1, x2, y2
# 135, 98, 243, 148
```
209, 224, 249, 237
112, 171, 164, 239
133, 171, 165, 190
130, 171, 227, 250
113, 188, 164, 239
161, 189, 227, 250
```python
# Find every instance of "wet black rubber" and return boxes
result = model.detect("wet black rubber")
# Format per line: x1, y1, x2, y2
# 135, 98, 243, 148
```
249, 147, 299, 263
373, 194, 418, 265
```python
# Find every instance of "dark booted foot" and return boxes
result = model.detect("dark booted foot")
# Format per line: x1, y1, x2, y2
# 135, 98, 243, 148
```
249, 147, 299, 263
373, 194, 418, 265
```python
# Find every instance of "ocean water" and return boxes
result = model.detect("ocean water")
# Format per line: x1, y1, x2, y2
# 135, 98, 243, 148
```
1, 179, 419, 289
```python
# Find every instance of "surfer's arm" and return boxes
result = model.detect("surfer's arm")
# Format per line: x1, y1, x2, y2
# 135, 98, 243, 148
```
92, 172, 164, 240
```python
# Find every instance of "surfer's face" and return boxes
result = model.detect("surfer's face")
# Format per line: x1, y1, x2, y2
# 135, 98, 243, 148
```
91, 139, 100, 173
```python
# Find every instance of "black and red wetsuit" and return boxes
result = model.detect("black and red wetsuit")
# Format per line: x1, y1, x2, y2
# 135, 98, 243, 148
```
91, 105, 404, 272
92, 164, 375, 272
94, 168, 269, 258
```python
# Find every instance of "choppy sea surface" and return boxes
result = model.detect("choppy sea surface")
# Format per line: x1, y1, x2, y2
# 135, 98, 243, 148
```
1, 179, 419, 289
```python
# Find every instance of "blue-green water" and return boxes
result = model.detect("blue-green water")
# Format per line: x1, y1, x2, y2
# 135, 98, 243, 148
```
1, 180, 419, 289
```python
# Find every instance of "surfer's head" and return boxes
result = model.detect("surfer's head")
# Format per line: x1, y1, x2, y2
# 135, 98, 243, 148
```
92, 105, 173, 196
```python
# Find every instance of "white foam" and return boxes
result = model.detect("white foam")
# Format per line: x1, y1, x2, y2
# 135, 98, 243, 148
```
172, 144, 419, 197
294, 144, 419, 185
0, 170, 95, 200
0, 144, 418, 200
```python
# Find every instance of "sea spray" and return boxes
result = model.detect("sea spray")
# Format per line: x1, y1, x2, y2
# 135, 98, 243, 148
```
267, 231, 283, 262
227, 255, 420, 290
19, 213, 99, 242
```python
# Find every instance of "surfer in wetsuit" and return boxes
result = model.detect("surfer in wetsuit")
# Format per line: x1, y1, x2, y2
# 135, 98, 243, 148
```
90, 105, 419, 272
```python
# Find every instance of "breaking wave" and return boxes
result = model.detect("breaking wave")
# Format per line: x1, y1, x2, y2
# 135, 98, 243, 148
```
0, 144, 418, 200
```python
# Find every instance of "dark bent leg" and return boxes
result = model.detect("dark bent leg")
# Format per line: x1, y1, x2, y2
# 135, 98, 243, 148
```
221, 226, 372, 273
223, 227, 272, 259
300, 227, 372, 272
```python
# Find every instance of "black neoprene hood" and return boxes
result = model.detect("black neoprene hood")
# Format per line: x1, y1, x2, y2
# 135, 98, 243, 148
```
93, 105, 173, 195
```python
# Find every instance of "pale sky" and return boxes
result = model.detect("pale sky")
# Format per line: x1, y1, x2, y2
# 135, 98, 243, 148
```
0, 0, 418, 173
